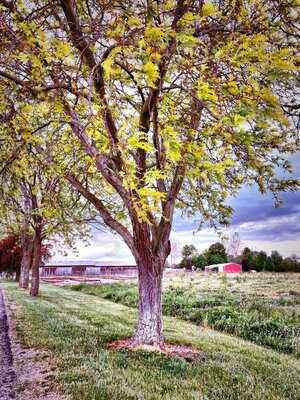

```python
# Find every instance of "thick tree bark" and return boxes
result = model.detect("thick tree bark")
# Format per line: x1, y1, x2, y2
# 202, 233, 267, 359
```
30, 229, 42, 297
19, 233, 32, 290
133, 257, 164, 347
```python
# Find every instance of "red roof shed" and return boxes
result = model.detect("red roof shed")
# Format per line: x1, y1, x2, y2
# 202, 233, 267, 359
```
204, 263, 242, 273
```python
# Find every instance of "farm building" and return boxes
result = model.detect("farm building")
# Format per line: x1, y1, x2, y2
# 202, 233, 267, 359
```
40, 264, 137, 277
204, 263, 242, 274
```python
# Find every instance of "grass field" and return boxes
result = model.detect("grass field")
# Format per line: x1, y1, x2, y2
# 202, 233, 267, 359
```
3, 277, 300, 400
70, 272, 300, 357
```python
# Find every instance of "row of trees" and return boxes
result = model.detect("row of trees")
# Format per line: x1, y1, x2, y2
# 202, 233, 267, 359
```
0, 235, 52, 281
179, 241, 300, 272
179, 242, 228, 269
0, 0, 299, 347
240, 248, 300, 273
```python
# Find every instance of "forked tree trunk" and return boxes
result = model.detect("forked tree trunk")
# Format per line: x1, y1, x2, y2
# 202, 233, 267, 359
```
30, 229, 42, 297
133, 258, 164, 347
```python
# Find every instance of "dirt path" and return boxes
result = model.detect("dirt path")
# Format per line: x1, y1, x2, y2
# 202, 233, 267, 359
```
0, 286, 16, 399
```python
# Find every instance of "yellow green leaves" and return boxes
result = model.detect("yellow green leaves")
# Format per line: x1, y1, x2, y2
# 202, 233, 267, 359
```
223, 81, 239, 96
102, 47, 122, 79
160, 126, 181, 162
127, 16, 141, 28
128, 133, 154, 152
232, 114, 245, 129
202, 2, 217, 17
145, 26, 164, 42
259, 88, 279, 108
177, 33, 198, 50
142, 61, 159, 87
137, 187, 165, 201
197, 79, 218, 103
165, 140, 181, 162
144, 169, 165, 184
55, 41, 72, 60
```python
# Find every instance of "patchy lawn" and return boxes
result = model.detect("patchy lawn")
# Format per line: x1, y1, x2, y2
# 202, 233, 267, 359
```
3, 281, 300, 400
70, 272, 300, 356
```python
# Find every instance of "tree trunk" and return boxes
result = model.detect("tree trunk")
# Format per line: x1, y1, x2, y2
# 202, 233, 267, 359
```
30, 229, 42, 297
19, 236, 32, 290
133, 258, 164, 347
15, 268, 20, 282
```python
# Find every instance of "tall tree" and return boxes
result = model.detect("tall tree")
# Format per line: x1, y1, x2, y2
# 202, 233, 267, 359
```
0, 111, 95, 295
204, 242, 228, 265
255, 250, 268, 271
0, 1, 299, 346
270, 250, 283, 272
226, 232, 242, 260
241, 247, 253, 271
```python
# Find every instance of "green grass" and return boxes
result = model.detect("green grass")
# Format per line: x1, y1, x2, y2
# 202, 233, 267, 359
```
70, 273, 300, 356
3, 281, 300, 400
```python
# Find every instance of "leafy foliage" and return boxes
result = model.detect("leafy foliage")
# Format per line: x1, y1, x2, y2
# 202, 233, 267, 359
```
0, 235, 51, 277
241, 247, 300, 272
0, 235, 22, 277
179, 241, 228, 269
0, 0, 299, 247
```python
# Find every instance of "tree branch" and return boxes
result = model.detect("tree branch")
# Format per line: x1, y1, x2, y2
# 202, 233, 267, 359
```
66, 174, 137, 258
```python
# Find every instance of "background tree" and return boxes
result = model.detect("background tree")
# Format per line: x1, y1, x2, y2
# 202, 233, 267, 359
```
270, 250, 283, 272
0, 0, 299, 347
241, 247, 254, 271
192, 254, 206, 270
226, 232, 242, 261
264, 256, 274, 271
179, 244, 198, 269
255, 250, 268, 271
281, 255, 300, 272
0, 234, 51, 280
204, 242, 228, 265
0, 116, 95, 296
0, 235, 22, 280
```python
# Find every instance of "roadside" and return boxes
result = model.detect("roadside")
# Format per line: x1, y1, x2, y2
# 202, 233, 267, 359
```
0, 285, 16, 399
2, 283, 69, 400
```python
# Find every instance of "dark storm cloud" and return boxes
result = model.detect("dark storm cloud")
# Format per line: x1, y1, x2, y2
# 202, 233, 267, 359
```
173, 152, 300, 247
230, 189, 300, 225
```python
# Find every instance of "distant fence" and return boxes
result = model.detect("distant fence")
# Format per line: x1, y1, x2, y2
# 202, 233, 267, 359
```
40, 265, 137, 277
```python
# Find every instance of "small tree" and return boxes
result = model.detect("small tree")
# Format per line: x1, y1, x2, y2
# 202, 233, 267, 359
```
270, 251, 283, 272
180, 244, 197, 269
241, 247, 254, 271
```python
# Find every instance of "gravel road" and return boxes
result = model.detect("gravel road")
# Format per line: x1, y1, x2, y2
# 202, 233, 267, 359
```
0, 286, 16, 399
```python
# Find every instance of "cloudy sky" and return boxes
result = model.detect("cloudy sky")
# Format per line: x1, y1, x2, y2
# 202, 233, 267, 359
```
51, 155, 300, 264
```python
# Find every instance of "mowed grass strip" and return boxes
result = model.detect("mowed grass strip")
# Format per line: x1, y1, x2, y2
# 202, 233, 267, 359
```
3, 282, 300, 400
70, 273, 300, 356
